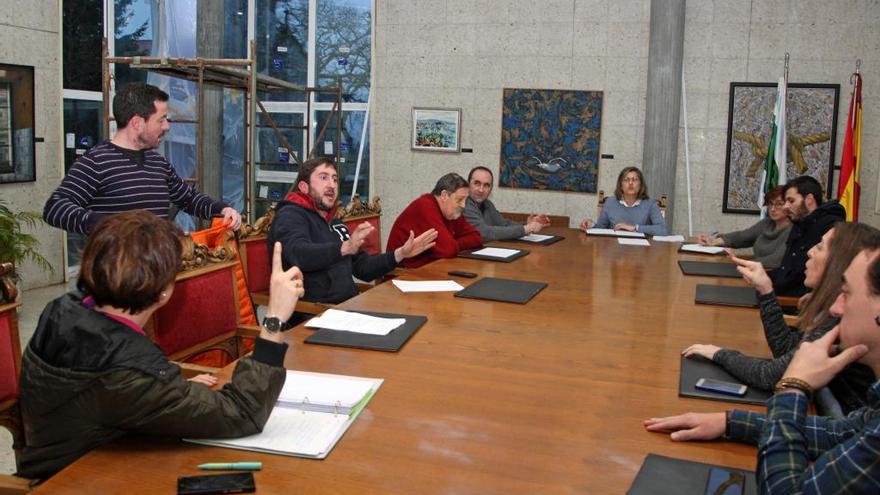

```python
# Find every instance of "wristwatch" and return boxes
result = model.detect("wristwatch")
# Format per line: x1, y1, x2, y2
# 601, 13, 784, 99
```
261, 316, 287, 333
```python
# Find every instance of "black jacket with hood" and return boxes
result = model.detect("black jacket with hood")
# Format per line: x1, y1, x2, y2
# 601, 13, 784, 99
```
17, 293, 287, 480
268, 192, 397, 304
770, 200, 846, 297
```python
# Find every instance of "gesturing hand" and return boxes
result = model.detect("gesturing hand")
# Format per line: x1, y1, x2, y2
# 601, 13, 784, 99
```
729, 251, 773, 295
524, 220, 545, 235
267, 242, 304, 327
681, 344, 721, 361
782, 326, 868, 390
644, 412, 727, 441
395, 229, 438, 262
341, 222, 375, 256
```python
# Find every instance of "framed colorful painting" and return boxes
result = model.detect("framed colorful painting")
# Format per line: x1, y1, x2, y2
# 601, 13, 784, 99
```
499, 88, 603, 193
412, 107, 461, 152
722, 82, 840, 214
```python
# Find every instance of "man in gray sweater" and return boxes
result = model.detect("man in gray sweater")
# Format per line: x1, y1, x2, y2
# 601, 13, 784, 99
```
462, 166, 550, 242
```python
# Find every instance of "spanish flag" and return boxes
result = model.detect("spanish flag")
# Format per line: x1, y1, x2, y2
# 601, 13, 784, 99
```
838, 73, 862, 221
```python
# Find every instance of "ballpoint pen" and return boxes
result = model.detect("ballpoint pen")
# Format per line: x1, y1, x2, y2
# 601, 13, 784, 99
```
198, 462, 262, 471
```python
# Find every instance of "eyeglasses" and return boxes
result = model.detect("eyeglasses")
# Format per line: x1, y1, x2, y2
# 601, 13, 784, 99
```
768, 202, 786, 210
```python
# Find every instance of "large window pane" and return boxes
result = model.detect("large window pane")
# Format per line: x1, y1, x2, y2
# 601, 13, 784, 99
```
63, 0, 103, 91
224, 0, 249, 58
254, 112, 306, 218
114, 0, 154, 86
315, 110, 369, 203
63, 99, 104, 272
256, 0, 308, 101
316, 0, 371, 103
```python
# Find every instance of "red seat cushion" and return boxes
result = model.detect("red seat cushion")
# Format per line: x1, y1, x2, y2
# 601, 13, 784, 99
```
153, 266, 238, 357
0, 310, 19, 401
244, 241, 270, 293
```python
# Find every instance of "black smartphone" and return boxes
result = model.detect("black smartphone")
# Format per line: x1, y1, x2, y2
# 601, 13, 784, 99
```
448, 270, 477, 278
695, 378, 748, 397
704, 467, 745, 495
178, 473, 256, 495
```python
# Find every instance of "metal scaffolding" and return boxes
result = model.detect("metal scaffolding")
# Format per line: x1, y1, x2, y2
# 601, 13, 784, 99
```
101, 38, 343, 224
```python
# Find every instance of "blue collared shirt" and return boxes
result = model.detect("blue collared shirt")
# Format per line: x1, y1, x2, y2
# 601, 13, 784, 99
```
727, 379, 880, 494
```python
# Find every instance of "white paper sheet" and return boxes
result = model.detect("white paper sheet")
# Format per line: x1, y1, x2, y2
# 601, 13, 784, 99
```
618, 238, 650, 246
652, 235, 686, 243
305, 309, 404, 336
519, 233, 554, 242
471, 247, 520, 258
680, 244, 726, 254
392, 280, 464, 292
586, 228, 646, 238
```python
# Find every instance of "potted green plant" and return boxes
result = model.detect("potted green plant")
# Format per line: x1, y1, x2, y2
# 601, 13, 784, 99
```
0, 199, 52, 301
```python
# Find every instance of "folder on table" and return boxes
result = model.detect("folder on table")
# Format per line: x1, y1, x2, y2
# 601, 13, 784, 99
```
679, 244, 726, 255
678, 261, 741, 278
509, 234, 564, 245
695, 284, 758, 308
454, 277, 547, 304
458, 247, 529, 262
305, 311, 427, 352
186, 370, 382, 459
628, 454, 757, 495
679, 355, 772, 405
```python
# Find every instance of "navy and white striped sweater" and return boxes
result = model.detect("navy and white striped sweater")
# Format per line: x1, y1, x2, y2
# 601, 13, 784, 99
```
43, 141, 226, 234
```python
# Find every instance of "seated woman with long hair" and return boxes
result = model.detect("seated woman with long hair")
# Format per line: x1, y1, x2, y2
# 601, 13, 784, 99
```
697, 185, 792, 268
579, 166, 668, 236
682, 221, 879, 414
17, 211, 304, 480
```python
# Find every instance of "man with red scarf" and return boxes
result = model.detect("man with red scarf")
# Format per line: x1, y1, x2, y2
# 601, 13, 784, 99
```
269, 158, 437, 304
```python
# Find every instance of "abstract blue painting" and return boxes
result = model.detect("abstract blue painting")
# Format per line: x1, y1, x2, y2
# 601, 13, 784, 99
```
499, 89, 602, 193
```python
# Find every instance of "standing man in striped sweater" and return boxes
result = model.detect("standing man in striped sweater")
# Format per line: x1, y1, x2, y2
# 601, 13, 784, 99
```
44, 83, 241, 234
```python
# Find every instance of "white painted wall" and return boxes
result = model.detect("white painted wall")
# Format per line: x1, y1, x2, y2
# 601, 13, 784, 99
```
0, 0, 63, 289
372, 0, 880, 246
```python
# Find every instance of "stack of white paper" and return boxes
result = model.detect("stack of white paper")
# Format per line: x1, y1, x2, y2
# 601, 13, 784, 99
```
392, 280, 464, 292
471, 247, 520, 258
519, 233, 554, 242
305, 309, 404, 336
586, 228, 646, 238
680, 244, 726, 254
618, 238, 651, 246
652, 235, 685, 243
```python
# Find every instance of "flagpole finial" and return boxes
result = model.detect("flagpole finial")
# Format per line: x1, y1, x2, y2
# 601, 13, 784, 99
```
783, 53, 790, 80
856, 59, 861, 74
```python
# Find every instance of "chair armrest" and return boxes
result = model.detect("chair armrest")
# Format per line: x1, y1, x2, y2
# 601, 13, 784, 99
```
174, 362, 219, 378
236, 324, 262, 339
0, 474, 34, 494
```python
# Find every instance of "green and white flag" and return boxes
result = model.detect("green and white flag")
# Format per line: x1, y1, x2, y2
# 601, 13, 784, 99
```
759, 76, 787, 217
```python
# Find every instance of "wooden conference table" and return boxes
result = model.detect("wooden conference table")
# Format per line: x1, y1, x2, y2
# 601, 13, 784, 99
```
34, 227, 773, 494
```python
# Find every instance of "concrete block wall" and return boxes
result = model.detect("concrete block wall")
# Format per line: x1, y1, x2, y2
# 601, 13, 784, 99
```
0, 0, 63, 289
372, 0, 880, 245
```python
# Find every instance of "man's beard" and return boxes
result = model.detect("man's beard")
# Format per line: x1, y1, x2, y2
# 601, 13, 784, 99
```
311, 189, 334, 211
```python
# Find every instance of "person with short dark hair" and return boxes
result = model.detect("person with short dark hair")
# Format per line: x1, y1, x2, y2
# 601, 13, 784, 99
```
387, 173, 483, 268
579, 166, 668, 235
698, 186, 792, 269
771, 175, 845, 296
645, 246, 880, 494
463, 166, 550, 241
43, 82, 242, 234
17, 211, 304, 480
268, 158, 437, 304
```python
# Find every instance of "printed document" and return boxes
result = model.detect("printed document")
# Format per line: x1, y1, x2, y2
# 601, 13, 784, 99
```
305, 309, 405, 336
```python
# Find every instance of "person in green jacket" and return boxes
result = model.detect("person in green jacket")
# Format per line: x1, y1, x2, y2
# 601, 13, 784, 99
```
16, 210, 304, 480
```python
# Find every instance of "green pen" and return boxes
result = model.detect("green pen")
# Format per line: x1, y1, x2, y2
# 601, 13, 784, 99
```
198, 462, 262, 471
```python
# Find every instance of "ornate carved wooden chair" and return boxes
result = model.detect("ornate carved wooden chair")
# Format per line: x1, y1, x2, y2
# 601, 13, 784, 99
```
145, 234, 259, 368
0, 264, 34, 493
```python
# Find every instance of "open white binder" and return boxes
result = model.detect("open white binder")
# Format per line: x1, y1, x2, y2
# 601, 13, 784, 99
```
186, 370, 383, 459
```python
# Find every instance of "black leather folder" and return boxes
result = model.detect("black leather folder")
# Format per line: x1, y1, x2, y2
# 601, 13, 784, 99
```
507, 235, 564, 246
458, 248, 529, 262
304, 311, 427, 352
627, 454, 757, 495
695, 284, 758, 308
679, 261, 741, 278
679, 355, 772, 405
454, 277, 547, 304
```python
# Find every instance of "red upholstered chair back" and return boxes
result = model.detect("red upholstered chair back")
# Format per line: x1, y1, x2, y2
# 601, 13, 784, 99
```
241, 236, 270, 293
0, 303, 22, 403
149, 262, 240, 363
344, 214, 381, 256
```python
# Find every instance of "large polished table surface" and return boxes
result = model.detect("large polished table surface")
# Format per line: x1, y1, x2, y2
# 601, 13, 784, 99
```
33, 228, 772, 494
